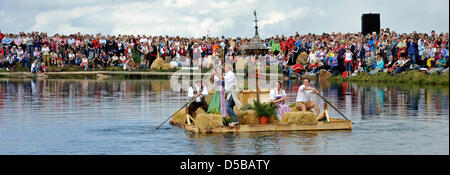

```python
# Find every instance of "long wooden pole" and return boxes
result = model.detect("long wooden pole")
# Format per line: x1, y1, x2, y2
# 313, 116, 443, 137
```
316, 93, 349, 120
155, 96, 199, 130
256, 64, 261, 102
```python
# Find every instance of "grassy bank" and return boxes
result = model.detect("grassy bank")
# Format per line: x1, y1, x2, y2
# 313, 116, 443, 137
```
328, 70, 449, 85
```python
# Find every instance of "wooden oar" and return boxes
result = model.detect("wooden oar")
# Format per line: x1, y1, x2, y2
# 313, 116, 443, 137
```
316, 93, 349, 120
155, 95, 200, 130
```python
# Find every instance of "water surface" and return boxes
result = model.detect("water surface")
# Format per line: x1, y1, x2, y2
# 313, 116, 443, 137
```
0, 79, 448, 155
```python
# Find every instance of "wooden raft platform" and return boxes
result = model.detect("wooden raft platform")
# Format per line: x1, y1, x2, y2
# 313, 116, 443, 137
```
170, 118, 352, 133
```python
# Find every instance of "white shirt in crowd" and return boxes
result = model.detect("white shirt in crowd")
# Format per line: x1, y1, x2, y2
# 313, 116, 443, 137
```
68, 53, 75, 60
139, 38, 147, 44
345, 52, 353, 61
67, 38, 75, 45
119, 56, 126, 62
307, 52, 317, 63
42, 47, 50, 56
296, 85, 313, 102
31, 62, 38, 72
188, 85, 209, 102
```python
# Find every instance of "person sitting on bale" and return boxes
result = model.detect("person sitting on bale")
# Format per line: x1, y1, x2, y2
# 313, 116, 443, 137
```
295, 78, 324, 120
187, 80, 209, 117
270, 81, 290, 121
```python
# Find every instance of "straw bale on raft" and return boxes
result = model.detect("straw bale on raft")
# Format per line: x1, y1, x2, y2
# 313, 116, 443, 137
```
290, 106, 313, 112
235, 109, 281, 124
194, 108, 206, 118
268, 114, 280, 124
170, 107, 208, 125
171, 110, 187, 124
194, 113, 224, 130
235, 109, 259, 125
280, 112, 318, 125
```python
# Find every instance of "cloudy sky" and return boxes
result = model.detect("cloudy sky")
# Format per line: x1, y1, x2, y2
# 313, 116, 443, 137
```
0, 0, 448, 38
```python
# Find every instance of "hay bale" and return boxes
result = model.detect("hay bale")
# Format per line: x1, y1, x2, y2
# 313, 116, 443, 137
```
235, 109, 259, 125
194, 113, 224, 129
150, 58, 165, 70
297, 52, 308, 65
171, 110, 187, 125
290, 106, 299, 112
193, 107, 206, 118
162, 63, 171, 70
290, 106, 313, 112
319, 69, 332, 81
280, 112, 317, 125
268, 114, 279, 124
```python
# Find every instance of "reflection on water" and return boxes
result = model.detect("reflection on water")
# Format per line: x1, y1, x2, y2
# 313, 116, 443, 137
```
0, 79, 448, 155
282, 80, 449, 121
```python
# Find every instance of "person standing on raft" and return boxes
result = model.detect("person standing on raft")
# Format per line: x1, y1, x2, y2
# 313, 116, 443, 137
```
296, 78, 324, 120
270, 81, 290, 121
212, 63, 242, 126
207, 66, 227, 118
187, 80, 209, 117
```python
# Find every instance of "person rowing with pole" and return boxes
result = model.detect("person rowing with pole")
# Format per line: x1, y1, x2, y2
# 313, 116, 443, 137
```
187, 80, 209, 117
155, 80, 208, 130
295, 78, 324, 120
295, 78, 350, 121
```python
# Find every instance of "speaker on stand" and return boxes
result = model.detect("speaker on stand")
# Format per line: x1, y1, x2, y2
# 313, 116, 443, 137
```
361, 13, 380, 35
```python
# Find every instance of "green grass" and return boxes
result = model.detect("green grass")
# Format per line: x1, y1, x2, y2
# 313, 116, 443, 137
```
328, 70, 449, 85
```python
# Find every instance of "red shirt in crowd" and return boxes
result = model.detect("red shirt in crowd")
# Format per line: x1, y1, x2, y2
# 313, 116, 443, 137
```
280, 40, 287, 51
286, 38, 295, 50
93, 39, 100, 48
0, 33, 5, 43
293, 63, 303, 74
178, 47, 186, 56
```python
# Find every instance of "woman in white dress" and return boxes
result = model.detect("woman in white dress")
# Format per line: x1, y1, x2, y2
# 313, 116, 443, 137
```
270, 81, 290, 121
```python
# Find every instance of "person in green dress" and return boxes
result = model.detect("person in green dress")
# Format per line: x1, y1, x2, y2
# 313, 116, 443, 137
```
207, 67, 226, 117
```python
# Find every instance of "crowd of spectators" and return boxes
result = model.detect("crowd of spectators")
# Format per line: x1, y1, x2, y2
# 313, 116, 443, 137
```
0, 28, 448, 76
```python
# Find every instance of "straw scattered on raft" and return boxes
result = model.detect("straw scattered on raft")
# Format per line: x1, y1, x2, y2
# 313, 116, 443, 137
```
280, 112, 317, 125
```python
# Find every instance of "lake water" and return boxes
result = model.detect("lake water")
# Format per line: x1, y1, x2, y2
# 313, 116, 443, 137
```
0, 78, 448, 155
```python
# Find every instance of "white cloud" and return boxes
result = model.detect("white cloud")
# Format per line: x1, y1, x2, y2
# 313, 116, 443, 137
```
0, 0, 446, 37
259, 7, 327, 27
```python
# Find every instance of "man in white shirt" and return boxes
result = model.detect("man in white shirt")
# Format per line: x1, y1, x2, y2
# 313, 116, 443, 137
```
296, 78, 321, 116
187, 80, 209, 117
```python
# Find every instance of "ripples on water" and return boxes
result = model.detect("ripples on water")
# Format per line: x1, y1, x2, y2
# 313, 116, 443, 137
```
0, 78, 448, 155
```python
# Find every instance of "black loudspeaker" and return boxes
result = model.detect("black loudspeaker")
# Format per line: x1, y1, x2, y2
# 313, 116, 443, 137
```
361, 13, 380, 35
